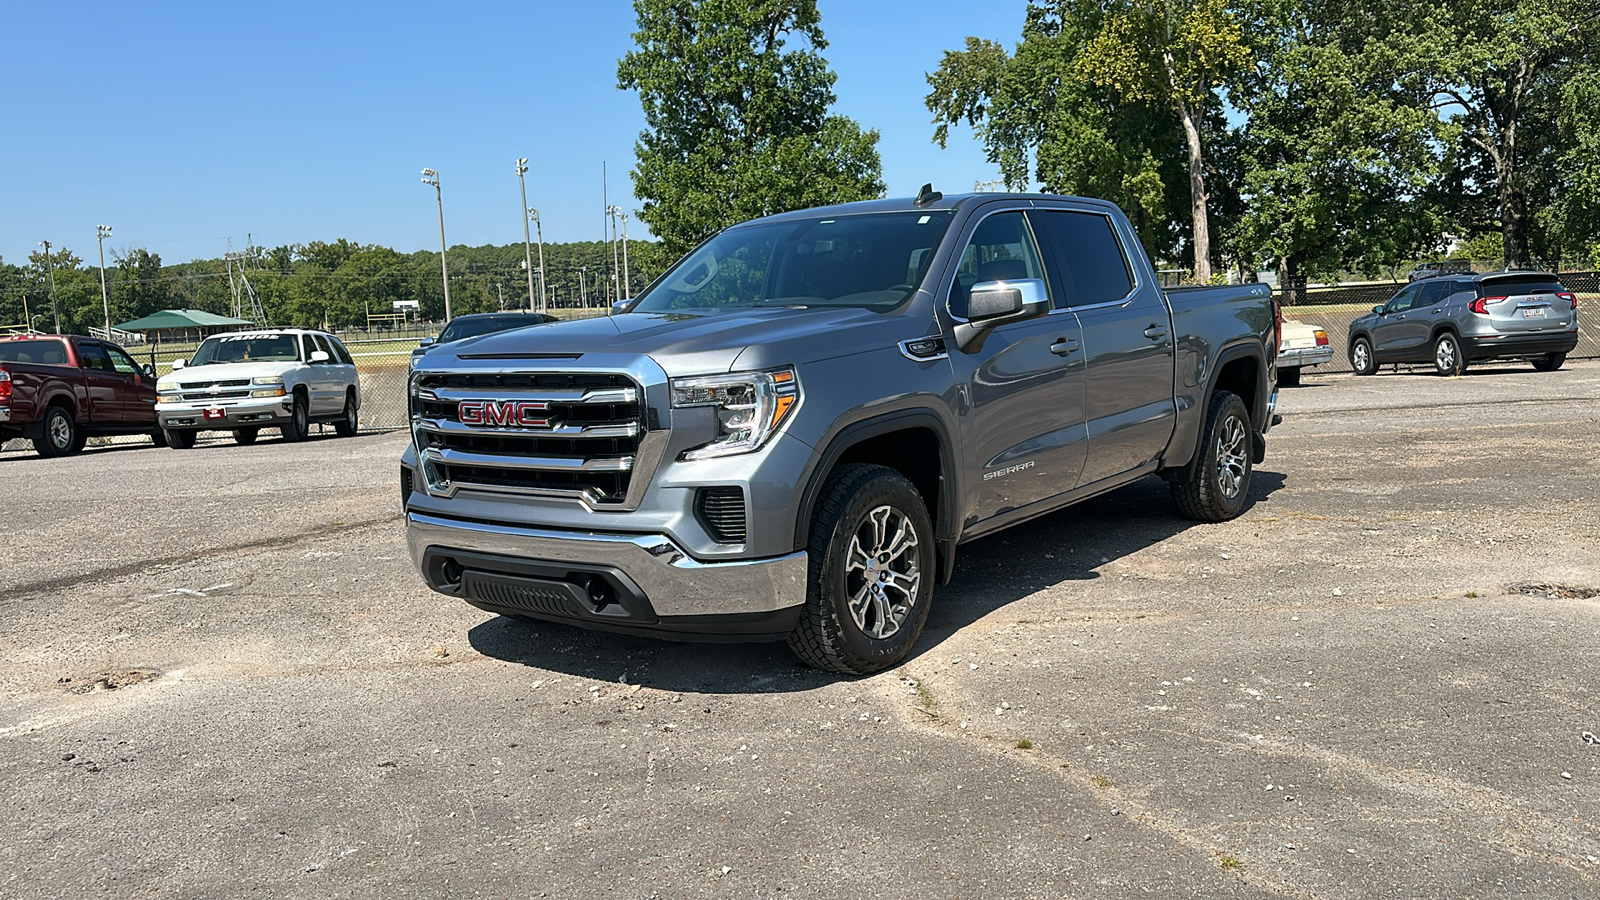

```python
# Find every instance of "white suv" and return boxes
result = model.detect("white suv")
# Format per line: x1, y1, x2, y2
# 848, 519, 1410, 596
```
156, 329, 361, 448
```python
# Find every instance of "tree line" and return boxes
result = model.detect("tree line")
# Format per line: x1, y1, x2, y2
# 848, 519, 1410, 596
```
619, 0, 1599, 287
0, 238, 664, 334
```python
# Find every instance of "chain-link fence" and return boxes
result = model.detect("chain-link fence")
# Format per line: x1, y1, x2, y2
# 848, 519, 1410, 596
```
1279, 270, 1598, 376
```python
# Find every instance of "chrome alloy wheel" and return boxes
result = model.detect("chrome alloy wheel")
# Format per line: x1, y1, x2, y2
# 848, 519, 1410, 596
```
1351, 341, 1371, 372
844, 505, 922, 640
1215, 414, 1248, 500
1435, 336, 1458, 373
48, 413, 72, 449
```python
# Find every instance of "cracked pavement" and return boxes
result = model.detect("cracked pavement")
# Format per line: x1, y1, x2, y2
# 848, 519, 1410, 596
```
1, 361, 1597, 898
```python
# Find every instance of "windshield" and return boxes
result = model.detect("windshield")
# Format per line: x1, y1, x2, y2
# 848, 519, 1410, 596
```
188, 333, 301, 365
439, 315, 550, 343
630, 211, 953, 313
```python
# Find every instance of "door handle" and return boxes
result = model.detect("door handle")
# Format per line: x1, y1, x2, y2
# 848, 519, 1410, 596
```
1142, 324, 1168, 340
1049, 338, 1079, 356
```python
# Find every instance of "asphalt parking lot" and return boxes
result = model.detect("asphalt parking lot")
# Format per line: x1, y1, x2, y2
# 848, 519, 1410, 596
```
2, 361, 1597, 899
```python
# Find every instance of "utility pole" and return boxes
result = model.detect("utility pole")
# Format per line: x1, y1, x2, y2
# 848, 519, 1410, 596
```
529, 209, 547, 314
39, 240, 60, 333
618, 211, 632, 301
579, 265, 588, 309
421, 168, 452, 320
96, 225, 113, 337
515, 158, 538, 313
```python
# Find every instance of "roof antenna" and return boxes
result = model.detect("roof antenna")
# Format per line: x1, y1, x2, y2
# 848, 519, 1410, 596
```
914, 183, 943, 207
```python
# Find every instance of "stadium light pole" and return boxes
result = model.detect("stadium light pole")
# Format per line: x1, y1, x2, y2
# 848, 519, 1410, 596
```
39, 240, 61, 333
528, 208, 547, 314
420, 168, 452, 320
95, 225, 113, 336
606, 205, 622, 303
515, 158, 539, 313
617, 211, 632, 301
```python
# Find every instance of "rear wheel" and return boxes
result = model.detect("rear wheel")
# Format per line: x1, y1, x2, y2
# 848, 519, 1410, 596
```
233, 427, 259, 445
1278, 366, 1302, 387
164, 428, 196, 450
1432, 332, 1466, 376
34, 405, 79, 458
281, 392, 310, 442
1171, 390, 1253, 523
787, 464, 934, 676
334, 390, 358, 437
1531, 352, 1566, 372
1350, 337, 1376, 376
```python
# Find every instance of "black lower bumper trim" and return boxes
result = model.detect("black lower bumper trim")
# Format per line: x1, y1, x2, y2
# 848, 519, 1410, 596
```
1463, 334, 1579, 359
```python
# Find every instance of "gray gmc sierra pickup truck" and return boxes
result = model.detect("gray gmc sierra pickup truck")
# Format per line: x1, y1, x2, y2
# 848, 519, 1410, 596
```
404, 190, 1279, 674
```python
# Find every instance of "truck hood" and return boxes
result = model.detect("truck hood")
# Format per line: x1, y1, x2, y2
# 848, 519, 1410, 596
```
434, 307, 919, 376
158, 360, 299, 388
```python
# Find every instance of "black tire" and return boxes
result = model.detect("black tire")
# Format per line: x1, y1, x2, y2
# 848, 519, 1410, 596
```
150, 428, 168, 448
334, 390, 358, 437
1531, 352, 1566, 372
281, 392, 310, 442
164, 428, 197, 450
1350, 337, 1377, 376
1278, 366, 1302, 387
1432, 332, 1466, 376
787, 464, 935, 676
233, 427, 259, 445
34, 404, 79, 458
1171, 390, 1253, 523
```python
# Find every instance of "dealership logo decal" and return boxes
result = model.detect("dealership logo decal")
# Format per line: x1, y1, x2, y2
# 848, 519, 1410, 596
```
458, 400, 552, 428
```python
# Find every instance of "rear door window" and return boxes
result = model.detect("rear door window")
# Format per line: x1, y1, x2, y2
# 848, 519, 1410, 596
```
1028, 210, 1135, 308
328, 337, 354, 365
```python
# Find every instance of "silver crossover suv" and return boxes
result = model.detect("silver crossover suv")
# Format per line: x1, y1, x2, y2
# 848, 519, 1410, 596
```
1348, 272, 1579, 376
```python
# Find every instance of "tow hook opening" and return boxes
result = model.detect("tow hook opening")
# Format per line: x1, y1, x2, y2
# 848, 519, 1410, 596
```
584, 576, 615, 610
438, 557, 464, 591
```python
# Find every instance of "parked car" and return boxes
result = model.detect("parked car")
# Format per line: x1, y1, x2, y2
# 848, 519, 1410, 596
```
1407, 259, 1472, 282
403, 189, 1280, 674
410, 312, 559, 367
1348, 272, 1579, 376
1276, 320, 1331, 386
156, 329, 361, 448
0, 334, 161, 456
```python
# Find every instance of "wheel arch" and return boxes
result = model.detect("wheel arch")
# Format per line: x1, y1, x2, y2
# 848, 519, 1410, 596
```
793, 410, 959, 584
1164, 341, 1267, 476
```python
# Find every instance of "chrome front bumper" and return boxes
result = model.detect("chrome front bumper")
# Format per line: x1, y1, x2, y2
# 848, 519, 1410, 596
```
406, 512, 807, 617
158, 396, 293, 429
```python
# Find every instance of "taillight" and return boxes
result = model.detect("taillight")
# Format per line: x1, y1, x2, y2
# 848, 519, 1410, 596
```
0, 367, 11, 404
1313, 329, 1329, 347
1470, 296, 1504, 314
1557, 291, 1577, 310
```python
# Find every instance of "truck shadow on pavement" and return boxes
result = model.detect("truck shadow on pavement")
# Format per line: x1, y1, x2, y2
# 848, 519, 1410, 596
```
466, 470, 1285, 693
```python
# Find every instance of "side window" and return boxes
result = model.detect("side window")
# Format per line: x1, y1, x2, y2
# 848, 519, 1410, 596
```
311, 334, 334, 363
299, 334, 317, 363
1386, 285, 1420, 313
949, 211, 1046, 318
78, 343, 114, 372
105, 346, 140, 374
1029, 210, 1135, 308
328, 337, 354, 365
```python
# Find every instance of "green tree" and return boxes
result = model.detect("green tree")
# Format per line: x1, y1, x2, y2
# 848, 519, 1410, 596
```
617, 0, 885, 258
1397, 0, 1600, 267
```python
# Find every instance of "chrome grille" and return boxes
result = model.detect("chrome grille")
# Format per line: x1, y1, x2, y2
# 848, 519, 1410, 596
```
412, 371, 647, 504
177, 378, 252, 401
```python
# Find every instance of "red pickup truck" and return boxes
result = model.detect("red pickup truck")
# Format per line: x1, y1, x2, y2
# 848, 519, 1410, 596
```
0, 334, 162, 456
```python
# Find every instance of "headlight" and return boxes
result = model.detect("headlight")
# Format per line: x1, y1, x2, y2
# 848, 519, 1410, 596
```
251, 376, 284, 385
157, 393, 181, 404
671, 367, 799, 460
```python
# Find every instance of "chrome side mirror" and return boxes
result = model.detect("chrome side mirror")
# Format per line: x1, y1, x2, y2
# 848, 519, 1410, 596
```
954, 278, 1050, 352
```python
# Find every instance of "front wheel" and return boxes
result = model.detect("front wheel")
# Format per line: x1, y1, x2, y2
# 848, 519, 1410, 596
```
1531, 352, 1566, 372
1171, 390, 1253, 523
281, 393, 310, 442
34, 405, 80, 458
1433, 332, 1466, 376
164, 428, 197, 450
233, 427, 259, 445
1350, 337, 1377, 376
787, 464, 934, 676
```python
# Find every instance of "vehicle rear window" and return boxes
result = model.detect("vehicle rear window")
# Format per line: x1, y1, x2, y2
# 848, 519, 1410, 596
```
1479, 276, 1565, 296
1028, 210, 1135, 307
0, 339, 70, 365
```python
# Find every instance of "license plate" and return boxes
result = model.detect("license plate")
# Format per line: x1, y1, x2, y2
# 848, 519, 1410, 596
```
203, 407, 227, 420
1522, 307, 1546, 319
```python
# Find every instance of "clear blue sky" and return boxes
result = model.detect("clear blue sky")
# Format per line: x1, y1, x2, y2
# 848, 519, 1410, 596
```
0, 0, 1030, 267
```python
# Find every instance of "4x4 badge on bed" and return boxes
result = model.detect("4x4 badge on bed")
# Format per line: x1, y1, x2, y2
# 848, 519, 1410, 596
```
458, 399, 551, 428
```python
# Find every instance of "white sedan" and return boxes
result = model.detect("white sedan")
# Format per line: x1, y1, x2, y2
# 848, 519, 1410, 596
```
1277, 320, 1333, 386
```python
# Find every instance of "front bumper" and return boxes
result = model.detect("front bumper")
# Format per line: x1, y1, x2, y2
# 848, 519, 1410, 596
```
158, 396, 292, 429
406, 511, 807, 639
1278, 346, 1334, 369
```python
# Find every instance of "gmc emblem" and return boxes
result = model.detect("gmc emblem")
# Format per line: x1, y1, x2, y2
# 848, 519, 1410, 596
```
458, 400, 552, 428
